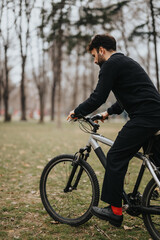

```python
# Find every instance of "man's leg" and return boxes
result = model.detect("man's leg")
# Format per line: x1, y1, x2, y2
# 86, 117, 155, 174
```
101, 122, 159, 207
92, 122, 159, 227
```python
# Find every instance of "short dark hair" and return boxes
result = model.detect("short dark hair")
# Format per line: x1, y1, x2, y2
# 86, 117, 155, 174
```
87, 34, 116, 52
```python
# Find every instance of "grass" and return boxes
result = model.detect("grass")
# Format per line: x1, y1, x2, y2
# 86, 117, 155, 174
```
0, 120, 153, 240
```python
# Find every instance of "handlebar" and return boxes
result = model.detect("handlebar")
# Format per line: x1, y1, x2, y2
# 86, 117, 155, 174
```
91, 114, 103, 121
71, 113, 108, 133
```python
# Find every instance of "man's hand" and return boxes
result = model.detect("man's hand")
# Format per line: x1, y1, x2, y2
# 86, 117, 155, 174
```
95, 111, 109, 123
92, 111, 109, 123
101, 111, 109, 122
67, 110, 78, 121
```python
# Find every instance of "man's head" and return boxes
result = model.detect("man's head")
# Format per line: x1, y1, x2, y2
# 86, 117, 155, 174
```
87, 34, 116, 67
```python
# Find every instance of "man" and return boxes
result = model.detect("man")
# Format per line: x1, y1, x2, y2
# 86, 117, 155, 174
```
67, 34, 160, 227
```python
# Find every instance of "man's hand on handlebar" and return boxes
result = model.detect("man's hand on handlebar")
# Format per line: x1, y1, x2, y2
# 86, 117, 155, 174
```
101, 111, 109, 122
67, 110, 109, 122
67, 110, 78, 121
92, 111, 109, 123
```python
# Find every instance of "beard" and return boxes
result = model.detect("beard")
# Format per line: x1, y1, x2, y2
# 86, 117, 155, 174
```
97, 54, 106, 67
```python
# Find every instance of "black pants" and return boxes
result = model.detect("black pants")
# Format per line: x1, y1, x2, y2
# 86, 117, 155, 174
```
101, 120, 159, 207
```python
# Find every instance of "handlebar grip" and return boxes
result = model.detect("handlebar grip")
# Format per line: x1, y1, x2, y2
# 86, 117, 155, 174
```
91, 114, 103, 121
71, 114, 83, 119
71, 114, 76, 118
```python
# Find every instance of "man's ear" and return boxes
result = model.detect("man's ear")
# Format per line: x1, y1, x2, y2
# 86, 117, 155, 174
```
99, 46, 104, 55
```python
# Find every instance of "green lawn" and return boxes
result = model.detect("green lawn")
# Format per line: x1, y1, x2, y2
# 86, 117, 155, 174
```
0, 120, 153, 240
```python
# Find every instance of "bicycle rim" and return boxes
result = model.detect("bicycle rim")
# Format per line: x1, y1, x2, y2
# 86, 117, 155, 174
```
40, 155, 99, 226
142, 178, 160, 240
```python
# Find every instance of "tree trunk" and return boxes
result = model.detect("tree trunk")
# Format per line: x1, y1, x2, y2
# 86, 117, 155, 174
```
83, 58, 87, 101
90, 59, 95, 92
40, 34, 46, 124
120, 8, 129, 56
3, 44, 10, 122
72, 46, 80, 109
0, 72, 2, 116
39, 91, 44, 123
0, 46, 3, 117
146, 5, 151, 76
56, 0, 66, 127
51, 82, 56, 121
57, 31, 62, 128
3, 89, 9, 121
21, 55, 27, 120
51, 44, 57, 121
150, 0, 159, 91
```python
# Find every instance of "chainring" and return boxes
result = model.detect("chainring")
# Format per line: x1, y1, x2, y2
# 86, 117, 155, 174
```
126, 192, 142, 216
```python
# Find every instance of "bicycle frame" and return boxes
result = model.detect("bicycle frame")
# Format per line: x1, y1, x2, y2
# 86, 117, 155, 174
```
88, 133, 113, 168
64, 127, 160, 214
88, 132, 160, 197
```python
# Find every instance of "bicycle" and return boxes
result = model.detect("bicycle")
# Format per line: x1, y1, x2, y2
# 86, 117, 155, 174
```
40, 114, 160, 240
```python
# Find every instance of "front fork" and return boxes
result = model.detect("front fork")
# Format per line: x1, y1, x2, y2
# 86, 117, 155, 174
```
63, 146, 91, 193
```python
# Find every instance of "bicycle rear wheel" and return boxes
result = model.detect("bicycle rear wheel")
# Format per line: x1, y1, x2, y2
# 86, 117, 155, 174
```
142, 178, 160, 240
40, 154, 100, 226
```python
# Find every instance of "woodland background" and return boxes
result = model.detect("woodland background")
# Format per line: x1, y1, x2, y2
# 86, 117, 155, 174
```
0, 0, 159, 125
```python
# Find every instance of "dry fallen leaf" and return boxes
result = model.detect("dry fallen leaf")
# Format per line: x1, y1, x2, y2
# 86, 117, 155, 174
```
19, 150, 25, 155
123, 225, 134, 230
50, 220, 60, 224
37, 165, 43, 169
22, 163, 30, 167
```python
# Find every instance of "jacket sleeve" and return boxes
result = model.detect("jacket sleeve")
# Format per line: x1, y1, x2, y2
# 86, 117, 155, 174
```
74, 60, 117, 116
107, 101, 124, 115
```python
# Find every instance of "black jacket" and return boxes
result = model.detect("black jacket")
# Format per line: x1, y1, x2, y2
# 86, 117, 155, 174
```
74, 53, 160, 127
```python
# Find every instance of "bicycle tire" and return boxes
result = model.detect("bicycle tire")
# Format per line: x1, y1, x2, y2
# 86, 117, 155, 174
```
40, 154, 100, 226
142, 178, 160, 240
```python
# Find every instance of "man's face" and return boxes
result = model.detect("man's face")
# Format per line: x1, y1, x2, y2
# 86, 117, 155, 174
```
91, 48, 106, 67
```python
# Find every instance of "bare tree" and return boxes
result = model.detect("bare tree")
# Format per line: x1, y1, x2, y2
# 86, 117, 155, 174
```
82, 59, 87, 101
146, 3, 152, 76
90, 57, 95, 92
119, 7, 129, 56
128, 1, 159, 89
56, 10, 64, 128
50, 43, 58, 121
0, 0, 12, 121
13, 0, 35, 120
0, 4, 3, 117
72, 45, 80, 109
47, 0, 71, 126
149, 0, 159, 91
0, 66, 3, 117
31, 0, 49, 123
30, 34, 48, 123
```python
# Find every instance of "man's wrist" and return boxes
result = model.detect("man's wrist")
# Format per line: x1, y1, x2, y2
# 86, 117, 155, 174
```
101, 111, 109, 120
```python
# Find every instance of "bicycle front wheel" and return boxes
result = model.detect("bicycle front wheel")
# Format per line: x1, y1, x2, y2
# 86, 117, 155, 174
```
40, 154, 100, 226
142, 178, 160, 240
